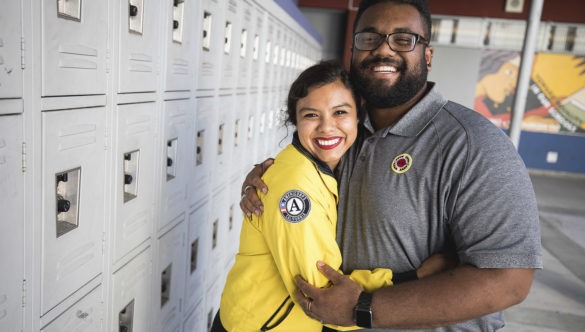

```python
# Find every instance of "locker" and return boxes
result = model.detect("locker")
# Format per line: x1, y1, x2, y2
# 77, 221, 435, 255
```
0, 1, 23, 101
236, 0, 255, 91
155, 219, 187, 332
112, 102, 157, 264
184, 202, 211, 315
207, 188, 229, 283
204, 280, 222, 332
244, 90, 260, 168
232, 92, 249, 177
182, 301, 206, 332
42, 0, 107, 97
263, 15, 276, 89
213, 94, 235, 189
189, 96, 218, 207
111, 248, 152, 332
118, 0, 161, 94
41, 107, 106, 314
160, 99, 194, 231
219, 0, 241, 90
249, 3, 267, 91
0, 115, 24, 332
225, 177, 244, 260
41, 286, 103, 332
164, 0, 199, 92
197, 0, 227, 92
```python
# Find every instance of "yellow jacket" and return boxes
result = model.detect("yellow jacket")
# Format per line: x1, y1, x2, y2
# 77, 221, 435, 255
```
220, 140, 393, 331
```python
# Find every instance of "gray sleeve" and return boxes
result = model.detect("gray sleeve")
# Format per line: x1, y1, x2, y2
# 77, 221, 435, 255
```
447, 110, 543, 269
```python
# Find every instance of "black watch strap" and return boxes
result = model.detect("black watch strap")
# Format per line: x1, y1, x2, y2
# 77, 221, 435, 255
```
354, 291, 373, 328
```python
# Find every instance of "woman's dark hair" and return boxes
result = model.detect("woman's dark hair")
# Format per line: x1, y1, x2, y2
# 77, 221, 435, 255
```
353, 0, 432, 40
285, 60, 359, 126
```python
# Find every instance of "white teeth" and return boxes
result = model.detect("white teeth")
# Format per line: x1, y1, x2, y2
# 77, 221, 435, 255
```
317, 138, 341, 146
373, 65, 397, 73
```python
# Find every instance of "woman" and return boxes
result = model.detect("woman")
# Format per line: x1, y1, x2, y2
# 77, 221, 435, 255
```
213, 61, 407, 331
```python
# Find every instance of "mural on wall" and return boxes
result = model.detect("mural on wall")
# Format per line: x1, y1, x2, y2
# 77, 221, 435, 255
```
474, 50, 585, 134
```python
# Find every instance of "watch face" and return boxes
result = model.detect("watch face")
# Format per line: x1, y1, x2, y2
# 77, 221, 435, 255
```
355, 307, 372, 328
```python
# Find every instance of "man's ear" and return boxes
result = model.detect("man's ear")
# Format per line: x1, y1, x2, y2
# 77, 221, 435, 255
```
425, 45, 434, 71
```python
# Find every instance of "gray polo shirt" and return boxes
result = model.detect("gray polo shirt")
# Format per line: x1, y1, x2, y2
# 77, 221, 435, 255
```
336, 83, 542, 331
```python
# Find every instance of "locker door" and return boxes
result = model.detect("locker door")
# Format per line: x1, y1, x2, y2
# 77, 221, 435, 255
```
184, 202, 211, 315
197, 0, 226, 91
236, 0, 254, 91
183, 301, 206, 332
155, 219, 187, 332
160, 99, 194, 231
111, 248, 152, 332
41, 286, 103, 332
212, 94, 234, 190
118, 0, 161, 93
250, 3, 266, 92
113, 102, 156, 264
0, 1, 23, 101
41, 107, 106, 313
165, 0, 199, 92
42, 0, 107, 97
0, 115, 24, 332
189, 96, 218, 207
232, 93, 249, 178
219, 0, 240, 91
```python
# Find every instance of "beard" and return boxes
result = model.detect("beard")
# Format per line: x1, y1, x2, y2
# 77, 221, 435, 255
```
350, 55, 428, 109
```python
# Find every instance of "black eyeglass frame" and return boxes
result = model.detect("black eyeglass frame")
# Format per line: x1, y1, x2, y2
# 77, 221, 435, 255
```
353, 31, 429, 52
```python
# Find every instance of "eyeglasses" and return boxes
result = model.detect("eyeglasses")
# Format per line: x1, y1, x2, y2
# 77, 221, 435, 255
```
353, 31, 429, 52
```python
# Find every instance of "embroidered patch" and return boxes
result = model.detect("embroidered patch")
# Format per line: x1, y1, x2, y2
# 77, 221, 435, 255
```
279, 190, 311, 223
391, 153, 412, 174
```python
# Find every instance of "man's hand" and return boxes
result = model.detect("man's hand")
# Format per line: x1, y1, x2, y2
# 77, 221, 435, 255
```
294, 261, 362, 326
240, 158, 274, 217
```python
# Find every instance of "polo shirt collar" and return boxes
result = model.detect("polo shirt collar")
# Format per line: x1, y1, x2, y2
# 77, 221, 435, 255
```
363, 82, 448, 137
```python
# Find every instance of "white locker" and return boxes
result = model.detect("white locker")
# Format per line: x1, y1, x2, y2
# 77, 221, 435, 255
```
182, 301, 206, 332
0, 1, 23, 101
225, 177, 244, 261
113, 102, 157, 264
232, 92, 249, 177
111, 248, 152, 332
236, 0, 255, 91
41, 107, 106, 314
184, 202, 211, 315
189, 96, 218, 207
263, 15, 276, 90
154, 219, 187, 332
204, 280, 223, 332
164, 0, 199, 92
41, 286, 103, 332
118, 0, 161, 94
160, 99, 194, 232
0, 115, 24, 332
245, 90, 260, 167
219, 0, 241, 91
249, 3, 266, 92
213, 94, 235, 190
197, 0, 227, 92
207, 188, 229, 283
42, 0, 107, 97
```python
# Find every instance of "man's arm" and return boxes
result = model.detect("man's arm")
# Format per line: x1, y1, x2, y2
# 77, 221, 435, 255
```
240, 158, 274, 217
295, 262, 535, 328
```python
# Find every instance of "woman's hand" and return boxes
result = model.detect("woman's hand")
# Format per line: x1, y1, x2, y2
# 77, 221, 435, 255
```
240, 158, 274, 217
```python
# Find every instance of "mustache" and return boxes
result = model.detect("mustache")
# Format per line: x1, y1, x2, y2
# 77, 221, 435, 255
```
358, 57, 404, 71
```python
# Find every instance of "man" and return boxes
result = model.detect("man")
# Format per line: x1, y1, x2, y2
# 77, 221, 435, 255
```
241, 1, 542, 330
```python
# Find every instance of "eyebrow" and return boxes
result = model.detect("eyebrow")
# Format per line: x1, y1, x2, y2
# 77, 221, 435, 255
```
358, 27, 419, 34
298, 102, 354, 113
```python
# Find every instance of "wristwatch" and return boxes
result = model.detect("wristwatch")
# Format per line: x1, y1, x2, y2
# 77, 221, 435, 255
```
354, 291, 373, 328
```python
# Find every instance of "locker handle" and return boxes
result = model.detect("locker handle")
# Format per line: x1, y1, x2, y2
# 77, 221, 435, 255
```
173, 20, 179, 30
57, 198, 71, 213
57, 173, 69, 183
124, 174, 133, 185
167, 158, 173, 167
129, 5, 138, 17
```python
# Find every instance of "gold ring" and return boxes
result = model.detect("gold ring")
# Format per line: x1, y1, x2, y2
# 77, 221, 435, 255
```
243, 184, 254, 194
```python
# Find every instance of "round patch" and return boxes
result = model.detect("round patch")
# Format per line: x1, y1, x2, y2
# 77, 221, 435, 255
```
279, 190, 311, 223
391, 153, 412, 174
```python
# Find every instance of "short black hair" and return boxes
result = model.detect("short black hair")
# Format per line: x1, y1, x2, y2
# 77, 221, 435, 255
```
353, 0, 432, 40
285, 60, 359, 126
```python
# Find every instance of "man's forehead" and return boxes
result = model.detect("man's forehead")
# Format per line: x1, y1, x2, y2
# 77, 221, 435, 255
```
356, 2, 422, 31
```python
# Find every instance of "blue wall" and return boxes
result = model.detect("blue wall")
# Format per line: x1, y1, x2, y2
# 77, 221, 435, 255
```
519, 131, 585, 174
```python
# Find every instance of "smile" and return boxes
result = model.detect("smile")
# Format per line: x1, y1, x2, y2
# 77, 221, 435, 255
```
372, 65, 397, 73
314, 137, 343, 150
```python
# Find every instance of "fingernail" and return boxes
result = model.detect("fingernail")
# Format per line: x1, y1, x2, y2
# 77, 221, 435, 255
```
262, 188, 268, 194
260, 205, 264, 211
317, 261, 324, 267
254, 209, 260, 216
246, 213, 251, 219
